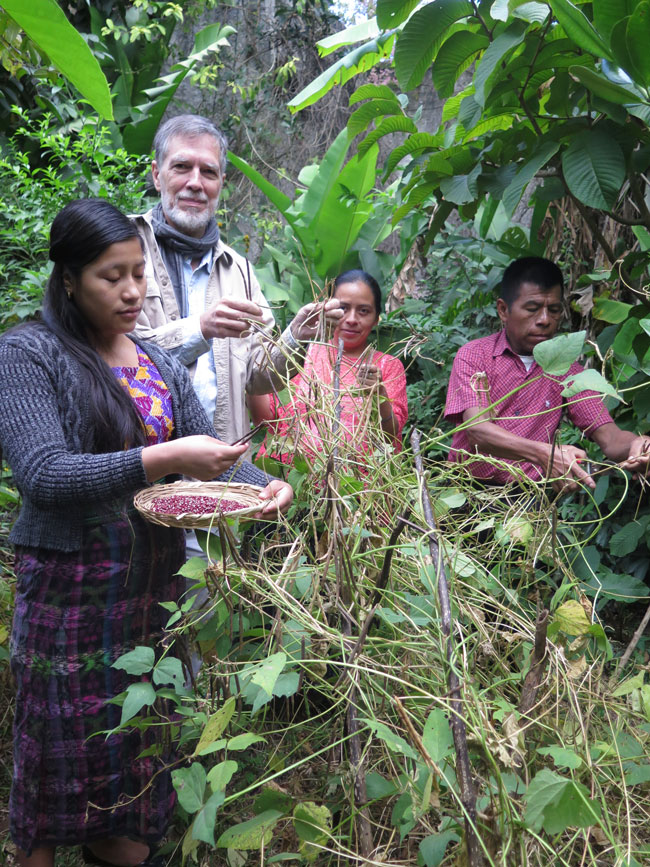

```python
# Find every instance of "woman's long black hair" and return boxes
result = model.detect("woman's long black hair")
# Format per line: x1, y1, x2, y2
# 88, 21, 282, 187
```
42, 198, 148, 453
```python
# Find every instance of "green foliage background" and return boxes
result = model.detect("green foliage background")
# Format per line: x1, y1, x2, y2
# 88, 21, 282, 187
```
1, 0, 650, 865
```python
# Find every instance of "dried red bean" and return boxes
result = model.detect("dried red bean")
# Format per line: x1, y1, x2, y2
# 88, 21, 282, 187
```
150, 495, 248, 516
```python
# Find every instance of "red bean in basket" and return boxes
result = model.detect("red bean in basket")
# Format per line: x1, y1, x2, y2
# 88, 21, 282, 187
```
151, 495, 248, 516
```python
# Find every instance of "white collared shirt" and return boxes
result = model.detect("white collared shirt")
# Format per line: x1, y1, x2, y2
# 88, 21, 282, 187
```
181, 249, 217, 422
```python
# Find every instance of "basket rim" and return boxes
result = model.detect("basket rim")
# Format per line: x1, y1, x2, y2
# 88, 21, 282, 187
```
133, 480, 265, 528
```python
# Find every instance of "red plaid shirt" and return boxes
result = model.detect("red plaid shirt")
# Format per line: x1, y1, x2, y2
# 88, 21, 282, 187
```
444, 330, 613, 483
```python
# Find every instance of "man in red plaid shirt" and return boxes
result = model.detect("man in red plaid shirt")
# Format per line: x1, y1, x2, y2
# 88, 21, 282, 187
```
445, 257, 650, 491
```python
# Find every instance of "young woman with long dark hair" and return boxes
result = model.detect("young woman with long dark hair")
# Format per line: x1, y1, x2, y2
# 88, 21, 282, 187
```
0, 199, 292, 867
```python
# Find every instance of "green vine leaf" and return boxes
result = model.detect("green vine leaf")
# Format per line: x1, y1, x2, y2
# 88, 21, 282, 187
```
525, 768, 601, 833
112, 645, 155, 676
561, 368, 621, 402
172, 762, 206, 815
119, 681, 156, 726
533, 331, 585, 376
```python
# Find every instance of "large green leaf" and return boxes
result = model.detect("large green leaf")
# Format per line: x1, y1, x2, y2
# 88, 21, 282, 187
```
592, 0, 635, 44
112, 645, 155, 676
560, 368, 621, 402
500, 0, 549, 23
349, 84, 401, 106
120, 681, 156, 726
422, 709, 454, 763
226, 733, 266, 751
391, 182, 439, 224
633, 226, 650, 251
550, 0, 612, 61
191, 790, 225, 846
610, 18, 638, 87
525, 769, 601, 833
612, 318, 644, 368
122, 23, 234, 153
207, 760, 239, 793
228, 153, 292, 216
293, 801, 332, 845
357, 115, 419, 157
502, 141, 560, 216
348, 99, 403, 135
385, 132, 442, 174
624, 2, 650, 88
610, 520, 649, 557
440, 163, 482, 204
2, 0, 113, 119
288, 33, 396, 113
473, 20, 528, 106
299, 129, 350, 226
582, 570, 649, 601
394, 0, 474, 91
152, 656, 184, 690
172, 762, 206, 815
551, 600, 591, 636
569, 65, 646, 105
433, 31, 489, 98
561, 129, 625, 210
248, 652, 287, 696
460, 113, 515, 144
592, 297, 633, 324
419, 831, 460, 867
314, 145, 379, 277
377, 0, 421, 29
317, 17, 380, 56
533, 330, 585, 375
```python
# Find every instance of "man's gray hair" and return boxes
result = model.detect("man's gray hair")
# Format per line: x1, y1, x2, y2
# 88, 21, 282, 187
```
153, 115, 228, 174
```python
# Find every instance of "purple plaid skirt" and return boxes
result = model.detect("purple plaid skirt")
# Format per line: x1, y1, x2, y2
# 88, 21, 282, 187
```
9, 508, 185, 855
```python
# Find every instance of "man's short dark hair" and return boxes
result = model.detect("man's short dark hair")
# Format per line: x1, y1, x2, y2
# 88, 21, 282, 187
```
499, 257, 564, 308
153, 114, 228, 175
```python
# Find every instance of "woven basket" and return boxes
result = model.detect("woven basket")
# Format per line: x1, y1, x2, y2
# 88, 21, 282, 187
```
133, 480, 265, 529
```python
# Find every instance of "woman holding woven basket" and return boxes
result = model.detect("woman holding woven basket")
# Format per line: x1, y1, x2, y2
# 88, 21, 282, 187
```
0, 199, 292, 867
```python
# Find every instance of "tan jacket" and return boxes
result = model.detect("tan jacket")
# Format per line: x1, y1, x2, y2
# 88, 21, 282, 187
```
132, 209, 303, 445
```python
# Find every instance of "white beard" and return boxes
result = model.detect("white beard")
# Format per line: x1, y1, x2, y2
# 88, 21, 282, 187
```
161, 190, 217, 235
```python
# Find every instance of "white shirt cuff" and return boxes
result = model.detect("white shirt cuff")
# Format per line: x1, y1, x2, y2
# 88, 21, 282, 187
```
178, 314, 210, 365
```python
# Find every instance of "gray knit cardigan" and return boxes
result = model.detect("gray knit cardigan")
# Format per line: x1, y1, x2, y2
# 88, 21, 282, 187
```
0, 323, 271, 551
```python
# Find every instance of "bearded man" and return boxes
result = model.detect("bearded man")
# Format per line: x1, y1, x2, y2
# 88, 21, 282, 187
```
133, 114, 341, 445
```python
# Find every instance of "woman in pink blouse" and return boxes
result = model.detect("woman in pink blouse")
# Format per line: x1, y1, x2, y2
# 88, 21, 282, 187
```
249, 270, 408, 467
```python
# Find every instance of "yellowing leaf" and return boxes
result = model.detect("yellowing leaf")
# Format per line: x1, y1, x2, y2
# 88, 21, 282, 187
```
552, 600, 591, 636
216, 810, 283, 849
194, 697, 236, 756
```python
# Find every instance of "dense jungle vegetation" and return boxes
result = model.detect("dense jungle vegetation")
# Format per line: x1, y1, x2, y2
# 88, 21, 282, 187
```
1, 1, 650, 865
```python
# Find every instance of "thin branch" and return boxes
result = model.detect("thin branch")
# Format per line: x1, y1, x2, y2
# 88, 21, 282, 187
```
470, 0, 494, 38
615, 601, 650, 676
411, 428, 484, 867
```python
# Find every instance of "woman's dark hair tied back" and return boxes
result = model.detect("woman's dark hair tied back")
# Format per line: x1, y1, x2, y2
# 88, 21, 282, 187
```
42, 198, 146, 454
333, 269, 382, 315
